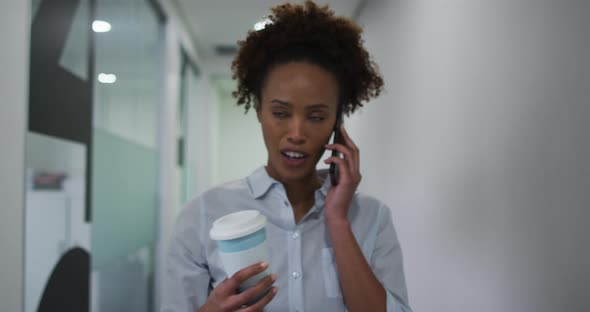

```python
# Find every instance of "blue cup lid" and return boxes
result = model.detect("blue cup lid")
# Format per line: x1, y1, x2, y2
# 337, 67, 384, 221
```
209, 210, 267, 240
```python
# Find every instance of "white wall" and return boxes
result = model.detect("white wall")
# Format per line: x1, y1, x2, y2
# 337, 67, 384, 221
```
186, 66, 213, 196
209, 76, 267, 186
0, 0, 29, 311
184, 55, 267, 189
156, 0, 201, 238
352, 1, 590, 311
155, 0, 202, 309
155, 20, 181, 312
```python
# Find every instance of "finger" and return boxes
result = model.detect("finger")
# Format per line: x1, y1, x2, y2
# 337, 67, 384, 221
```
239, 287, 278, 312
324, 156, 353, 184
339, 125, 360, 173
233, 274, 277, 307
324, 144, 356, 176
228, 262, 269, 291
212, 278, 234, 296
324, 143, 352, 159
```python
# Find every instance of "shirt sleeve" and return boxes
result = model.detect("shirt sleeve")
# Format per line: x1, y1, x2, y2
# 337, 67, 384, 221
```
371, 204, 413, 312
161, 199, 211, 312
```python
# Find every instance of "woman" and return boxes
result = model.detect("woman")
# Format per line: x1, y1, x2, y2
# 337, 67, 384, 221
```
162, 2, 411, 311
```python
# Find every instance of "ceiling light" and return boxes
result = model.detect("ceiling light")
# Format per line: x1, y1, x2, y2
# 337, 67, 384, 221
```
254, 18, 272, 31
92, 20, 111, 33
98, 73, 116, 84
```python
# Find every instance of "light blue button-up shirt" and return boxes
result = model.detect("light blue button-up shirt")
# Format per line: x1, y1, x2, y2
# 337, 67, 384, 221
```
162, 166, 411, 312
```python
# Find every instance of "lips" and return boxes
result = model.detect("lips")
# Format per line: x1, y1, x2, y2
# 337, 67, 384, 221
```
281, 149, 307, 159
280, 149, 308, 167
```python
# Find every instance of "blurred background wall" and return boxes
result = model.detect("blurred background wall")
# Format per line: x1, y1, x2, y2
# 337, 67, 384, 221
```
349, 1, 590, 311
0, 0, 29, 311
1, 0, 589, 311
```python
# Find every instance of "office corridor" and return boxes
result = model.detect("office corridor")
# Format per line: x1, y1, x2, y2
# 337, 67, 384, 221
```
1, 1, 589, 311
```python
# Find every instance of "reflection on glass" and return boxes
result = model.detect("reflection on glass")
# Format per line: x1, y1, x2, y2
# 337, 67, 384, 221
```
93, 0, 161, 148
59, 0, 90, 81
92, 20, 112, 33
31, 0, 43, 22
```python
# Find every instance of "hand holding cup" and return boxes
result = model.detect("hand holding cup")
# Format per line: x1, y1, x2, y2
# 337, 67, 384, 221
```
198, 261, 278, 312
206, 210, 275, 310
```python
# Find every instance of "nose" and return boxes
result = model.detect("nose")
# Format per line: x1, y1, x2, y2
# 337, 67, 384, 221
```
287, 117, 306, 145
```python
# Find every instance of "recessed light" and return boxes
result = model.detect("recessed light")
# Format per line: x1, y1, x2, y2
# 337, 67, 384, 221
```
254, 18, 272, 31
92, 20, 111, 33
98, 73, 116, 84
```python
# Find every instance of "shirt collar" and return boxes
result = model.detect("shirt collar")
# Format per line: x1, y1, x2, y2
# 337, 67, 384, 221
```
246, 166, 332, 199
316, 168, 331, 198
247, 166, 279, 199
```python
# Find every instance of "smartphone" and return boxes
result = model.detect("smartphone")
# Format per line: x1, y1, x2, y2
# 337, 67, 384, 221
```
329, 105, 344, 186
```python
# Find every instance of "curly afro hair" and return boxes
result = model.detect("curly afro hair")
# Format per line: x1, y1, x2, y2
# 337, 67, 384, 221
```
231, 0, 383, 115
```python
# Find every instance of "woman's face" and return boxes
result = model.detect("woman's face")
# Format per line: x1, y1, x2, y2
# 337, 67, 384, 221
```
257, 61, 339, 183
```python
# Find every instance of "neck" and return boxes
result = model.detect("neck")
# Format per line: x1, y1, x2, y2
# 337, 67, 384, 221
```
265, 166, 322, 206
283, 177, 321, 207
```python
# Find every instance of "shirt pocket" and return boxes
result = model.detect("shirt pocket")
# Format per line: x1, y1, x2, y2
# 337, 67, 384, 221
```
321, 247, 342, 298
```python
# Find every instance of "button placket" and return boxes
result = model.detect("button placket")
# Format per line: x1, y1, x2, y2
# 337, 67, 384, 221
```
290, 224, 304, 312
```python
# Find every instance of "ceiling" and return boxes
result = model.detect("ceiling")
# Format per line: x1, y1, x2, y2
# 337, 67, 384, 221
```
174, 0, 365, 59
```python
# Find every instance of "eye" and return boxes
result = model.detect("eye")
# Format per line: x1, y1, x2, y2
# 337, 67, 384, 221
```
309, 115, 326, 122
272, 111, 289, 119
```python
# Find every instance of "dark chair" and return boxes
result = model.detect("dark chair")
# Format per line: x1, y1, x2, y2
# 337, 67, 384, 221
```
37, 247, 90, 312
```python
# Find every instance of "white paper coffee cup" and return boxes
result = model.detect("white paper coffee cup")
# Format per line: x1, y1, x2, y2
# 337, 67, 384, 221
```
209, 210, 270, 292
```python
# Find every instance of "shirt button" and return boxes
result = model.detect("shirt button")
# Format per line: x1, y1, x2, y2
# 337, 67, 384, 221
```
284, 200, 289, 206
292, 271, 301, 279
291, 231, 300, 240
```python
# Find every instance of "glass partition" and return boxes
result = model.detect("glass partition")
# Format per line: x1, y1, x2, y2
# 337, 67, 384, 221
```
91, 0, 162, 311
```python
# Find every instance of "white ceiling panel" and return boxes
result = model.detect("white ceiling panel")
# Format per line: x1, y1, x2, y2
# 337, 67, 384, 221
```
174, 0, 364, 58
